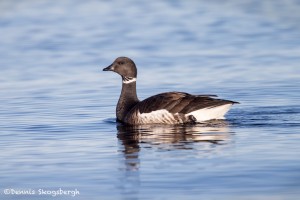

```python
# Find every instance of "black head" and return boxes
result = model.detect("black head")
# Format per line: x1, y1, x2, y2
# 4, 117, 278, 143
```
103, 57, 137, 78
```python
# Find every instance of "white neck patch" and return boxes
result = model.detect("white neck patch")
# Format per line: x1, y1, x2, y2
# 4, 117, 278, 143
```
122, 77, 136, 84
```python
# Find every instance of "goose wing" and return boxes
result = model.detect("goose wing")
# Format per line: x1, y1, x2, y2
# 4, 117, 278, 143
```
136, 92, 237, 114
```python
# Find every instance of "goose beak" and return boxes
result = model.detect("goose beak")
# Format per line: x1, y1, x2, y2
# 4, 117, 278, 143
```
103, 64, 114, 71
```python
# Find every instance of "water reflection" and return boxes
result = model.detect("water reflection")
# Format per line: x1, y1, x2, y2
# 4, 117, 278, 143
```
116, 121, 232, 199
117, 120, 231, 171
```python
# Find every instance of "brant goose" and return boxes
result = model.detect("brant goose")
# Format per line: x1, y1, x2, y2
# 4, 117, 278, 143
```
103, 57, 238, 125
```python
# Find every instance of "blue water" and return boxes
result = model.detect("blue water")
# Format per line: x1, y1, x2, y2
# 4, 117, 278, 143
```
1, 0, 300, 199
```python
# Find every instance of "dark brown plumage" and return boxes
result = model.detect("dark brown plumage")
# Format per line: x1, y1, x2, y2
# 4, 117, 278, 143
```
137, 92, 237, 114
103, 57, 239, 125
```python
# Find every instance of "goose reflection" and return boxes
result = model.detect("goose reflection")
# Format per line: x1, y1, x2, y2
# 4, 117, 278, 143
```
117, 120, 232, 171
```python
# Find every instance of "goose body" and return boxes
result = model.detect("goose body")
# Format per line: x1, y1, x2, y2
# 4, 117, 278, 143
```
103, 57, 238, 125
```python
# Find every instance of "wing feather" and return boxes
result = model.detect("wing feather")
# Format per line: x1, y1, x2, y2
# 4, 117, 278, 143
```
135, 92, 237, 115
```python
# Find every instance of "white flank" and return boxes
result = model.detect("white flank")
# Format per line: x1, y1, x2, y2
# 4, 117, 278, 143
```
137, 104, 233, 124
138, 109, 176, 124
123, 78, 136, 84
187, 104, 232, 122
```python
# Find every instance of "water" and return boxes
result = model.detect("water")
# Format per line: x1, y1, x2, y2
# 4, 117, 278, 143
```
1, 0, 300, 199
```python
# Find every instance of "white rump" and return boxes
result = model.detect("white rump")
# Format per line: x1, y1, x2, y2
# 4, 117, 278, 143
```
187, 104, 232, 122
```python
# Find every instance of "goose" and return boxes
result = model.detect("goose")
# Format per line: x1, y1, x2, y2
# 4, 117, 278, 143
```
103, 57, 238, 125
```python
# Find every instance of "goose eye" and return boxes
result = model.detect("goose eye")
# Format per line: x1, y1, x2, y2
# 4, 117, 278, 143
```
118, 61, 124, 65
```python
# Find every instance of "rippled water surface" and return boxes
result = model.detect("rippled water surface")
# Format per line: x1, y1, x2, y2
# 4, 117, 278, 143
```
1, 0, 300, 199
